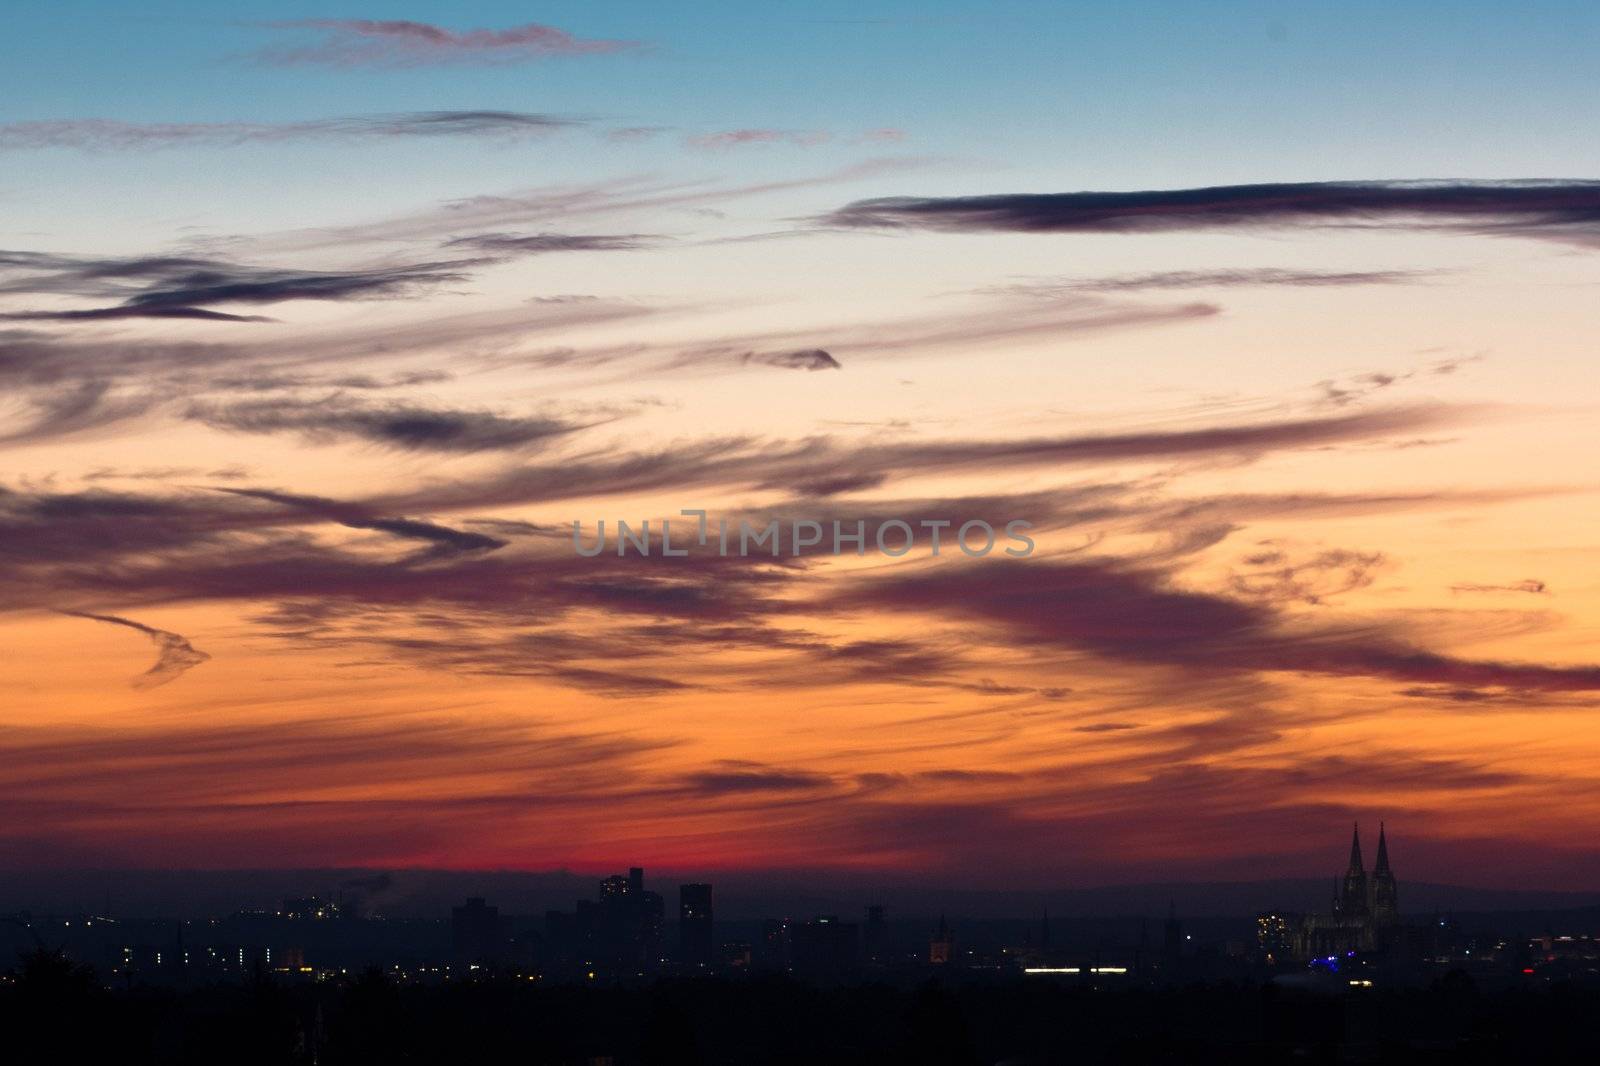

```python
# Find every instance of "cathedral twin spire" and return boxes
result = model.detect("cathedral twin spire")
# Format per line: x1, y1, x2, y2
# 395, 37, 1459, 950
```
1344, 821, 1393, 873
1337, 821, 1397, 921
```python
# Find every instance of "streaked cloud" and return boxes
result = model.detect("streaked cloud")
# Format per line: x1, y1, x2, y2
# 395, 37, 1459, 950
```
214, 488, 509, 559
1451, 579, 1549, 595
0, 380, 155, 444
0, 250, 481, 322
187, 396, 602, 454
686, 127, 909, 150
365, 404, 1463, 511
829, 557, 1600, 695
0, 111, 579, 152
442, 232, 659, 255
984, 267, 1439, 296
253, 19, 641, 67
823, 180, 1600, 246
0, 300, 651, 389
687, 129, 832, 149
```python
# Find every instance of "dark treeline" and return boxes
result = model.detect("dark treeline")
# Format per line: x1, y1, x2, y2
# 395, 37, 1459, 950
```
5, 948, 1600, 1065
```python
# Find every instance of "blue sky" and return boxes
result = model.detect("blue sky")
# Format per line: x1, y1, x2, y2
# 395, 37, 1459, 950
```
8, 2, 1600, 179
6, 1, 1600, 253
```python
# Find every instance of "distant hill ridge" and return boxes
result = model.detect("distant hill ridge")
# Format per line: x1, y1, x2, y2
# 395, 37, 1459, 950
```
3, 869, 1596, 921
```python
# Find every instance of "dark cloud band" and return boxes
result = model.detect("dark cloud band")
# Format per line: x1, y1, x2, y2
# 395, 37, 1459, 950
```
823, 180, 1600, 246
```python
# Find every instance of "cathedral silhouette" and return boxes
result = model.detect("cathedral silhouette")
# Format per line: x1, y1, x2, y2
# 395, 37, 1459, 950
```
1294, 822, 1401, 957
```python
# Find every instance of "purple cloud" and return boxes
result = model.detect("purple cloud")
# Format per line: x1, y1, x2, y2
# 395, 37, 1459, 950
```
0, 112, 577, 152
256, 19, 641, 67
687, 129, 832, 150
822, 180, 1600, 247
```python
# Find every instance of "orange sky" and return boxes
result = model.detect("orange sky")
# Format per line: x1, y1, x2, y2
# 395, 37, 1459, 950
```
4, 16, 1600, 893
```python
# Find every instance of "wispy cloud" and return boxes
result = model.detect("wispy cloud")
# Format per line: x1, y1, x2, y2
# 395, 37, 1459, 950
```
248, 162, 931, 255
441, 232, 658, 255
829, 557, 1600, 696
1, 306, 275, 323
0, 442, 1579, 713
0, 380, 155, 444
0, 300, 652, 394
506, 294, 1221, 378
685, 127, 908, 150
1451, 579, 1549, 595
984, 267, 1439, 296
687, 129, 832, 150
58, 610, 210, 688
365, 404, 1463, 512
0, 112, 579, 152
0, 250, 481, 322
0, 711, 670, 866
214, 488, 508, 559
254, 19, 641, 67
188, 396, 603, 454
1225, 546, 1386, 606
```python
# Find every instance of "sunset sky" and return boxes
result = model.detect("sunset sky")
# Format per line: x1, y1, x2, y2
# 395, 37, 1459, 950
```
4, 2, 1600, 893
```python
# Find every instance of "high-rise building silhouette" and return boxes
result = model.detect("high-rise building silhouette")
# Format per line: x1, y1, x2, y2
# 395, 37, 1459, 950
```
1162, 901, 1183, 970
929, 914, 953, 964
451, 897, 502, 966
679, 883, 713, 967
596, 866, 662, 970
790, 915, 859, 978
863, 904, 887, 964
541, 866, 665, 975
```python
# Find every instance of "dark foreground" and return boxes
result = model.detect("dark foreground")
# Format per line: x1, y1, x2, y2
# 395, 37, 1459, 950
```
5, 951, 1598, 1065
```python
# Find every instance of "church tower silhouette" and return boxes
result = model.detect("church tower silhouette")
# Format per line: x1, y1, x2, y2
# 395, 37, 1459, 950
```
1338, 823, 1369, 917
1370, 822, 1399, 924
